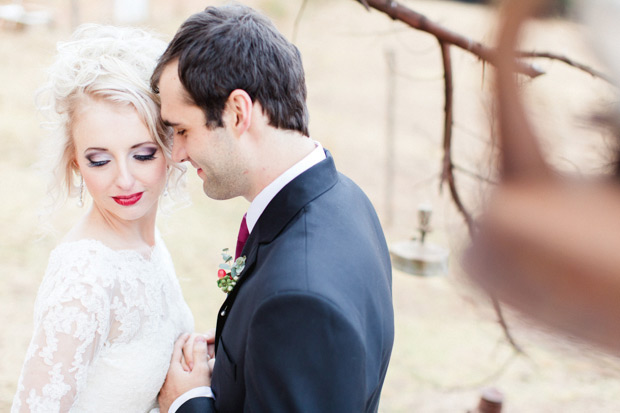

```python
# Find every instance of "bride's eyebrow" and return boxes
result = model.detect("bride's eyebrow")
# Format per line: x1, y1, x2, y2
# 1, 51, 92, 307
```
131, 142, 158, 149
84, 147, 108, 153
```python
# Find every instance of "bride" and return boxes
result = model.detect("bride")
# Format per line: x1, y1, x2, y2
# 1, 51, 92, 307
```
11, 24, 194, 412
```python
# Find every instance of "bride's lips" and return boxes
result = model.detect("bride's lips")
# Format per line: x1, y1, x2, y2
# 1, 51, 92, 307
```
112, 192, 143, 206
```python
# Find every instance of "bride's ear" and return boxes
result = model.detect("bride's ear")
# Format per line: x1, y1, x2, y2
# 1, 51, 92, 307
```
225, 89, 253, 137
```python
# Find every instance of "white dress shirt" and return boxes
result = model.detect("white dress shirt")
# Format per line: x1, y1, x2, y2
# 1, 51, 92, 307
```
169, 141, 325, 413
246, 141, 325, 233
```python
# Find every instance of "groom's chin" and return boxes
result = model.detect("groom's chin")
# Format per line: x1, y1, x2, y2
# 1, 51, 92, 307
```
202, 183, 235, 201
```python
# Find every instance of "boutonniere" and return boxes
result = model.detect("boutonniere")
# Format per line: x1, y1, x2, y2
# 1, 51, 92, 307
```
217, 248, 246, 293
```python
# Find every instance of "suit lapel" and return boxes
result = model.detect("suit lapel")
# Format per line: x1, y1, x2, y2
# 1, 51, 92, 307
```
214, 235, 258, 354
214, 151, 339, 353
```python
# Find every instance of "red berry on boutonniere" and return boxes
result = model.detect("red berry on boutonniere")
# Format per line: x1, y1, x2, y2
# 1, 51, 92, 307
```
218, 269, 226, 279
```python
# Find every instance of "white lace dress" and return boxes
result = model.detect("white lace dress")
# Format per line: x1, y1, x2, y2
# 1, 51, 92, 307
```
11, 234, 194, 413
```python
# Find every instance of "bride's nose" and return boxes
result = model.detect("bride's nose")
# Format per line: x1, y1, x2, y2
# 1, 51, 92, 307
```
115, 162, 136, 190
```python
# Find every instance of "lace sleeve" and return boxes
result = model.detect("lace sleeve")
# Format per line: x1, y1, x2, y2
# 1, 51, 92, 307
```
11, 268, 111, 413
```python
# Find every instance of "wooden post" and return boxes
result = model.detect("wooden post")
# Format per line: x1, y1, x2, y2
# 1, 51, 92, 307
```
384, 48, 396, 227
70, 0, 79, 29
474, 388, 504, 413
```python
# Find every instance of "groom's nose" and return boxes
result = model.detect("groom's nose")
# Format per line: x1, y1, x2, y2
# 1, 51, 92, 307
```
171, 135, 187, 163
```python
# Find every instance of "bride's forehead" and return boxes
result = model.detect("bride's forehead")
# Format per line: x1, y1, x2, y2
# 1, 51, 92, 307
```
72, 100, 155, 150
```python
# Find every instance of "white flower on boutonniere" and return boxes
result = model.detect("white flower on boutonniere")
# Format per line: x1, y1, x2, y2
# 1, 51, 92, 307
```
217, 248, 246, 294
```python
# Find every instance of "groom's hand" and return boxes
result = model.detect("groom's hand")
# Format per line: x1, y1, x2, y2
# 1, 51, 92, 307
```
159, 333, 212, 413
181, 329, 216, 371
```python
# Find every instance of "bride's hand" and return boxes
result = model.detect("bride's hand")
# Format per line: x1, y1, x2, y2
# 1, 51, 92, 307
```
158, 333, 212, 413
181, 329, 216, 371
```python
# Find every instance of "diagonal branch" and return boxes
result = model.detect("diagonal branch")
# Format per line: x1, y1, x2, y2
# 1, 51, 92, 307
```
359, 0, 544, 78
518, 51, 613, 83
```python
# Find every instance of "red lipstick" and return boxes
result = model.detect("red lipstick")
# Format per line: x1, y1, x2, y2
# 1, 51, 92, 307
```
113, 192, 143, 206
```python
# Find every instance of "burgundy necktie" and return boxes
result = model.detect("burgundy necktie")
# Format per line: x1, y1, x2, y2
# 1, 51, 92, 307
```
235, 213, 249, 260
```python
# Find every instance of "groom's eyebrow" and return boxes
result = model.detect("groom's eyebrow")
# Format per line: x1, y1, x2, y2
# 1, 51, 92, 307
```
163, 120, 179, 127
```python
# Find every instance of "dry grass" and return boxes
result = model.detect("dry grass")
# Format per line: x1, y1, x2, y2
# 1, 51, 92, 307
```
1, 0, 620, 411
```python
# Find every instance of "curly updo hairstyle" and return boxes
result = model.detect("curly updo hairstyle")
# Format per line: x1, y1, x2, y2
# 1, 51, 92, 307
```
38, 24, 185, 211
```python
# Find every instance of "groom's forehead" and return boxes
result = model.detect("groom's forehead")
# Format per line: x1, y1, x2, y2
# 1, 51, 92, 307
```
159, 64, 194, 108
158, 61, 181, 92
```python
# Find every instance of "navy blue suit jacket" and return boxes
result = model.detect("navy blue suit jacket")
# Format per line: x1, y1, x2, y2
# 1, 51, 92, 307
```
178, 152, 394, 413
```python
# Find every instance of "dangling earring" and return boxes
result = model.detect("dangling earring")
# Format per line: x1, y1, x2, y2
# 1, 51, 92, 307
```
163, 170, 170, 197
77, 175, 84, 207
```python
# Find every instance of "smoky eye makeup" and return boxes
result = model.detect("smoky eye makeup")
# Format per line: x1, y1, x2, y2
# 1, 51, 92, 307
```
134, 145, 159, 161
85, 151, 111, 167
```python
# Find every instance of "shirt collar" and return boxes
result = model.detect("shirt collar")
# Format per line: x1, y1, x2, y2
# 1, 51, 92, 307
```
246, 141, 326, 233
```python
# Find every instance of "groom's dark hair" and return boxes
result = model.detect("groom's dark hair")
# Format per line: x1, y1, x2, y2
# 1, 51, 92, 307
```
151, 4, 309, 136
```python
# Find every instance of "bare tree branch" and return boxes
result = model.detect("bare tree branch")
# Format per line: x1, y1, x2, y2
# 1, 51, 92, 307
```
453, 164, 498, 185
293, 0, 309, 43
518, 50, 613, 83
348, 0, 611, 364
438, 40, 475, 235
358, 0, 544, 78
491, 294, 524, 354
441, 38, 524, 357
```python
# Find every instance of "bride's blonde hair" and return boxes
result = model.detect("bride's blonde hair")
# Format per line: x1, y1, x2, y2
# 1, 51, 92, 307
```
37, 24, 186, 214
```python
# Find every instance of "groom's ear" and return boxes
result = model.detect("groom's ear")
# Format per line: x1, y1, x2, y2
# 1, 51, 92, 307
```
225, 89, 253, 137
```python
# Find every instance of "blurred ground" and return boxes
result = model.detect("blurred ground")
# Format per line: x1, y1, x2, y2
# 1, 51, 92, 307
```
1, 0, 619, 411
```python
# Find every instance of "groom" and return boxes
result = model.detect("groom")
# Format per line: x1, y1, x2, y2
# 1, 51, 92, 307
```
152, 4, 394, 412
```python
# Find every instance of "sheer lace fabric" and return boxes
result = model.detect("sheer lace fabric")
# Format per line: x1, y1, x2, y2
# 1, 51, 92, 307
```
12, 236, 194, 413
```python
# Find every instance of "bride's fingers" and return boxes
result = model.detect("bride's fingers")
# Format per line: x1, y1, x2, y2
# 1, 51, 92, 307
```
183, 332, 213, 370
183, 334, 197, 370
171, 333, 191, 367
181, 355, 190, 372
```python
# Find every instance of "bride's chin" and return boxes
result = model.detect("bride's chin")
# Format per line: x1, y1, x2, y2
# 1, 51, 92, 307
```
90, 201, 158, 226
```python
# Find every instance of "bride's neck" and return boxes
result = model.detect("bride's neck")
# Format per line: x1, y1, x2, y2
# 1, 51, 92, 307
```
64, 205, 157, 252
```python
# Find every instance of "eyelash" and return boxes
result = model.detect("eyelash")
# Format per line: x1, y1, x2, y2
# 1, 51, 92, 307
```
88, 160, 109, 168
134, 152, 157, 161
176, 130, 186, 136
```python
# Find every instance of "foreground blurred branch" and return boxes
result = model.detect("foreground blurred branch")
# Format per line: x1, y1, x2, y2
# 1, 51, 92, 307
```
466, 0, 620, 357
349, 0, 610, 358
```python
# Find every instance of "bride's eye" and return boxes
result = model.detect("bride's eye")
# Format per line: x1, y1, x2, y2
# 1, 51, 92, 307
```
86, 154, 110, 167
134, 148, 158, 162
